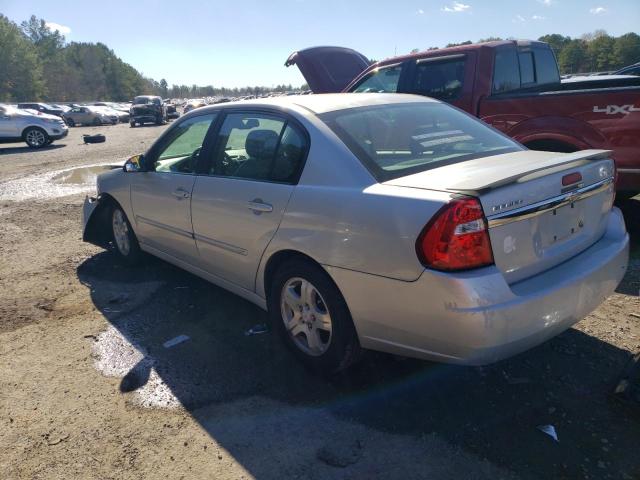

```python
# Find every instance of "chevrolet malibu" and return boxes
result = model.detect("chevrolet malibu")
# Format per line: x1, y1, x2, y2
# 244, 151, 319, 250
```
83, 94, 629, 374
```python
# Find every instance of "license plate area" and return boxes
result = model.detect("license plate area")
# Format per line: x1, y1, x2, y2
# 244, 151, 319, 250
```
540, 200, 585, 247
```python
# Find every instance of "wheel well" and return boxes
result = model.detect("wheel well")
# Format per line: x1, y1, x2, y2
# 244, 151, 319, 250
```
524, 139, 578, 153
21, 125, 46, 139
263, 250, 326, 299
83, 193, 119, 248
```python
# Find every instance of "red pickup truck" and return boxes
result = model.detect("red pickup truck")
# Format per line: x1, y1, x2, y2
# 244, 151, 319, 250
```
286, 40, 640, 197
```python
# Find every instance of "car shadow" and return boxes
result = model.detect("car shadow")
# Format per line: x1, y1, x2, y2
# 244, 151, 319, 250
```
616, 197, 640, 295
0, 144, 66, 155
77, 249, 640, 479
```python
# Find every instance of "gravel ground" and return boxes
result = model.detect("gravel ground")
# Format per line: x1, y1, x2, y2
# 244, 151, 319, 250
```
0, 122, 638, 479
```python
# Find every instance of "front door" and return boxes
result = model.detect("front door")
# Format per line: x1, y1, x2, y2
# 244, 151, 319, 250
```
191, 111, 308, 290
0, 106, 20, 137
130, 112, 218, 262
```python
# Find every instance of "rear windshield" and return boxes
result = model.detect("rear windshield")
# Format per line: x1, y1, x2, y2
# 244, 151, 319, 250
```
133, 97, 160, 105
319, 102, 522, 182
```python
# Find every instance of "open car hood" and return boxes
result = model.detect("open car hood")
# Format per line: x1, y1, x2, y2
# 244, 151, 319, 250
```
285, 46, 371, 93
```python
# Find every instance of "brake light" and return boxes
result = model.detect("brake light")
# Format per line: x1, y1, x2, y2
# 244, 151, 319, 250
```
417, 197, 494, 271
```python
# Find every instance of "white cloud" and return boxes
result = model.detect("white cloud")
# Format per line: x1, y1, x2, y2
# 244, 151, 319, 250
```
513, 14, 526, 22
589, 6, 607, 14
45, 21, 71, 35
441, 2, 471, 13
417, 8, 425, 14
538, 0, 553, 6
531, 14, 546, 20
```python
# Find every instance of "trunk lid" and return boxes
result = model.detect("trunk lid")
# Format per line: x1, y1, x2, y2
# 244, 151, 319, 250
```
385, 150, 616, 283
285, 46, 371, 93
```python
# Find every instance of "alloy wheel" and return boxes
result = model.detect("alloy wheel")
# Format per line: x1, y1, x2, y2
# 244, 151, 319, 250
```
280, 277, 333, 356
25, 129, 46, 147
111, 209, 131, 256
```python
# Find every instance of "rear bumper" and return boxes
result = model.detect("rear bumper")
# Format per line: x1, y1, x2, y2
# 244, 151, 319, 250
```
327, 208, 629, 365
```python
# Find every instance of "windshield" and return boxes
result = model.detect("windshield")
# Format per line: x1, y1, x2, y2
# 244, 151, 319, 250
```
319, 102, 522, 181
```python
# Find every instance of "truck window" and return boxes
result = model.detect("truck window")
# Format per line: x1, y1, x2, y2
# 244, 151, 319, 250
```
410, 57, 466, 101
534, 48, 560, 85
492, 46, 520, 94
352, 64, 402, 93
518, 52, 535, 85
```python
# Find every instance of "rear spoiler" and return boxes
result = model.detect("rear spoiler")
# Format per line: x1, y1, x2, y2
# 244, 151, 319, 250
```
450, 149, 613, 192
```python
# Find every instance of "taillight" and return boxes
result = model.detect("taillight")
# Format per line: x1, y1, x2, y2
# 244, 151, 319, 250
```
417, 197, 494, 271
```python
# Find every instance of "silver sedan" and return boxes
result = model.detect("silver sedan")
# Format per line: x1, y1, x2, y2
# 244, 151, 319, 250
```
83, 93, 629, 374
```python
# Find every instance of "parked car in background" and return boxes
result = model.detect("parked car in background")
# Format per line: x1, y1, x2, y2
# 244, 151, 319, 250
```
0, 104, 68, 148
615, 63, 640, 76
63, 106, 117, 126
286, 40, 640, 198
183, 99, 207, 114
82, 94, 628, 374
164, 100, 180, 120
16, 102, 66, 118
94, 106, 129, 123
50, 104, 71, 113
130, 95, 167, 127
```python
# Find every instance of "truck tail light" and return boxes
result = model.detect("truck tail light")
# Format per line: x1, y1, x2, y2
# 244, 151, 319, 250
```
417, 197, 494, 271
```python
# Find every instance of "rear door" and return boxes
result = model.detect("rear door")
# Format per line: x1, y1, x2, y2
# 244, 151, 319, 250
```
191, 110, 308, 290
285, 46, 371, 93
130, 112, 218, 262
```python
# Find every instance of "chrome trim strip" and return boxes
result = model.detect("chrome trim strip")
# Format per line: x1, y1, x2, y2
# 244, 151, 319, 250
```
194, 233, 248, 256
487, 178, 613, 228
135, 215, 194, 239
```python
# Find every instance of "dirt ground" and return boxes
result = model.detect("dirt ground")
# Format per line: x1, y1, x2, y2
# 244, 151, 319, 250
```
0, 123, 639, 480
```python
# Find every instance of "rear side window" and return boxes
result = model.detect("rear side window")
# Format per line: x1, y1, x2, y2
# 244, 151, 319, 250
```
320, 102, 522, 182
352, 64, 402, 93
518, 52, 535, 85
410, 57, 466, 100
534, 48, 560, 85
492, 46, 520, 94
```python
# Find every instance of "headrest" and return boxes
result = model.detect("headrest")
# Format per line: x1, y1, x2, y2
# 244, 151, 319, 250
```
245, 129, 279, 159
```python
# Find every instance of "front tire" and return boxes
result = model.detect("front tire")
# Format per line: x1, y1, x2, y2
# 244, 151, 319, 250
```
24, 127, 49, 148
268, 259, 362, 374
110, 206, 142, 264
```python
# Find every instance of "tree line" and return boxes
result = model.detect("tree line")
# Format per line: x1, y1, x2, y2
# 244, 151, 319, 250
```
0, 15, 306, 103
423, 30, 639, 74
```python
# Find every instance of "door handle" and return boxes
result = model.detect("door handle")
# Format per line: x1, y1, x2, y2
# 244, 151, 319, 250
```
248, 199, 273, 214
172, 188, 191, 199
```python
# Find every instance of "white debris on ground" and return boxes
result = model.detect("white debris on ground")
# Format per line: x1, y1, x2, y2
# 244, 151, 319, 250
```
92, 324, 181, 409
0, 163, 121, 201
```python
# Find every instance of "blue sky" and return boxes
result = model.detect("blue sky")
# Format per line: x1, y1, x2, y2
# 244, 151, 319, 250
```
1, 0, 638, 88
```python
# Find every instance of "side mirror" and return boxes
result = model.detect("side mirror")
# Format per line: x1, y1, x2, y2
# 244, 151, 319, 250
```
124, 154, 143, 172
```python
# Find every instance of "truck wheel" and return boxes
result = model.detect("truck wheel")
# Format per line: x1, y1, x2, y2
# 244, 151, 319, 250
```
110, 205, 142, 264
268, 259, 362, 375
23, 127, 49, 148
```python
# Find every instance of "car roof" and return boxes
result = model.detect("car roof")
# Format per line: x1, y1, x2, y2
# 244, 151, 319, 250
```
194, 93, 438, 115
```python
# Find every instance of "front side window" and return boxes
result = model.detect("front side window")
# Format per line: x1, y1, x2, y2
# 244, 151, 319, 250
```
210, 113, 307, 183
411, 57, 466, 100
352, 65, 402, 93
320, 102, 522, 182
151, 113, 217, 174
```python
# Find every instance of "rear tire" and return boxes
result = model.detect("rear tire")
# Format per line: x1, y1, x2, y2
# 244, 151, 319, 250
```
268, 259, 362, 374
23, 127, 49, 148
110, 205, 142, 265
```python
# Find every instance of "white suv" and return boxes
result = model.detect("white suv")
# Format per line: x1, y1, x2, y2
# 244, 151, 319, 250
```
0, 104, 69, 148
